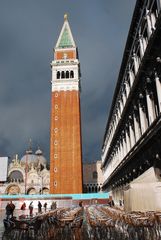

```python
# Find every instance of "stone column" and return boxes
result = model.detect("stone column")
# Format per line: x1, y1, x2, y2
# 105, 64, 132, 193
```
129, 69, 135, 87
133, 53, 139, 75
150, 11, 156, 31
122, 136, 126, 159
111, 126, 113, 140
115, 113, 119, 126
119, 140, 123, 161
146, 9, 152, 38
138, 94, 148, 134
145, 85, 156, 124
155, 73, 161, 112
109, 133, 111, 146
113, 120, 116, 131
117, 107, 121, 119
142, 37, 147, 52
133, 107, 141, 142
116, 148, 119, 167
122, 132, 128, 157
117, 103, 121, 118
119, 98, 124, 114
129, 116, 136, 147
118, 144, 122, 163
125, 127, 131, 153
139, 34, 144, 59
125, 81, 130, 98
122, 91, 126, 107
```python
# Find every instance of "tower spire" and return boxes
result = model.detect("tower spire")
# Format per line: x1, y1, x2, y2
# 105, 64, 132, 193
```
64, 13, 68, 21
55, 15, 76, 49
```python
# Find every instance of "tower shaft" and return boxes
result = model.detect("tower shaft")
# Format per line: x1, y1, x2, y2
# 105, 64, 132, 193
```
50, 16, 83, 194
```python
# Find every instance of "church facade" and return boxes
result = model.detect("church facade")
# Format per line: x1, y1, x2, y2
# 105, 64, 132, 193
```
0, 147, 50, 195
50, 15, 83, 194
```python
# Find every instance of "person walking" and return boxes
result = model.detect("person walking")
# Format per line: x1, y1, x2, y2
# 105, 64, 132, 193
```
38, 201, 42, 213
29, 201, 34, 216
9, 201, 15, 218
21, 202, 26, 210
5, 203, 12, 220
44, 202, 47, 212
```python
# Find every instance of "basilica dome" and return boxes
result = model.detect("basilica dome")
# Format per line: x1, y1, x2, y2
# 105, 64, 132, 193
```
35, 148, 47, 166
20, 147, 47, 167
20, 149, 37, 166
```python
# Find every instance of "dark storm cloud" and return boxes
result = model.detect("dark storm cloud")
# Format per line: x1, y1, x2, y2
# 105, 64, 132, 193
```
0, 0, 136, 162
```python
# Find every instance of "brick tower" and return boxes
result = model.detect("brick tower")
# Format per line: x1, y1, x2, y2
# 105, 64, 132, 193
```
50, 14, 83, 194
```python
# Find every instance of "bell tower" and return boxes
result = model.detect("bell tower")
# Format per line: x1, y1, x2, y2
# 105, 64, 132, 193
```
50, 14, 83, 194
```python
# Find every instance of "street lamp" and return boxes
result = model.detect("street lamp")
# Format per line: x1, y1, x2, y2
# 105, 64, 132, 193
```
24, 151, 28, 195
41, 176, 44, 195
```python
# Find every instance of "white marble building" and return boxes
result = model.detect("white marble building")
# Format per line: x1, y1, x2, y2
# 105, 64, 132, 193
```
0, 147, 50, 195
101, 0, 161, 211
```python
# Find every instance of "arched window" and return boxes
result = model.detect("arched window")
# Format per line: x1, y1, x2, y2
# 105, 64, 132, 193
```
57, 71, 60, 79
93, 171, 98, 179
66, 71, 69, 78
61, 71, 65, 79
70, 71, 74, 78
83, 184, 87, 193
9, 171, 23, 182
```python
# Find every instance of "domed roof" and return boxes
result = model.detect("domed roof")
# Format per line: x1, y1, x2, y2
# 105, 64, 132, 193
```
35, 148, 47, 166
35, 148, 43, 156
20, 149, 37, 165
20, 147, 47, 167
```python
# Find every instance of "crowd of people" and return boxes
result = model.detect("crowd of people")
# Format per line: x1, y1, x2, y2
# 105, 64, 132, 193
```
5, 200, 57, 219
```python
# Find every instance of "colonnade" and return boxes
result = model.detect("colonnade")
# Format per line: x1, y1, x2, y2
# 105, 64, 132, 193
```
83, 184, 102, 193
105, 68, 161, 178
102, 0, 161, 179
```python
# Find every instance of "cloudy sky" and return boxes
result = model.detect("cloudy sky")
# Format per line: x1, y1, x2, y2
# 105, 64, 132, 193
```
0, 0, 136, 162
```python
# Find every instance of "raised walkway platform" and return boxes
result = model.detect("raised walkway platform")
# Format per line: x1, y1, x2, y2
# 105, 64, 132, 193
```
0, 193, 109, 209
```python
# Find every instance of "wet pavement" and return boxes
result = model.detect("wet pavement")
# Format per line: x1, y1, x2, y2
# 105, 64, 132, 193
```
1, 206, 161, 240
0, 209, 38, 239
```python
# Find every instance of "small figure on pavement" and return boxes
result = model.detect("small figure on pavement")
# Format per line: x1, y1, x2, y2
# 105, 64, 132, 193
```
9, 201, 15, 218
38, 201, 42, 213
29, 201, 34, 216
44, 202, 47, 212
5, 203, 12, 220
21, 202, 26, 210
51, 201, 57, 210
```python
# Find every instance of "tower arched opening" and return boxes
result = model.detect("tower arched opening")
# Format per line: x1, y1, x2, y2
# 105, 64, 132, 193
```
57, 71, 60, 79
70, 71, 74, 78
61, 71, 65, 79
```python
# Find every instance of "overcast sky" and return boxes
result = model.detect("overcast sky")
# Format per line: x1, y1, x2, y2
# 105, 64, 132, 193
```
0, 0, 136, 162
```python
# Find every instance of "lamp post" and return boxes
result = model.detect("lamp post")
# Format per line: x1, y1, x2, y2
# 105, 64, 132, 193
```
41, 176, 44, 195
24, 151, 28, 195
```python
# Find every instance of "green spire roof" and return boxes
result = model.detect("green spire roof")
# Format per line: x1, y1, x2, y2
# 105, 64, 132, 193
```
58, 26, 73, 48
55, 16, 76, 49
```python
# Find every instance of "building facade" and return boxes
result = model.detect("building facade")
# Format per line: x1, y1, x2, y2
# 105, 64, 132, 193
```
50, 15, 83, 194
0, 147, 50, 195
83, 160, 103, 193
101, 0, 161, 211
